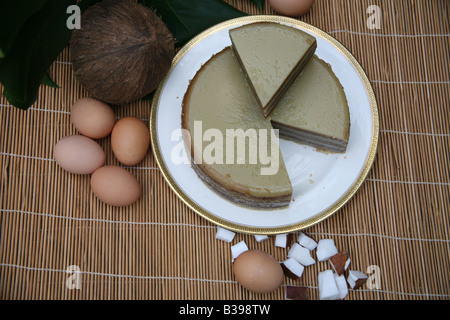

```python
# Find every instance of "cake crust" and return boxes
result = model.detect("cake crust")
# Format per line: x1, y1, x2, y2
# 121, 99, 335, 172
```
181, 28, 350, 210
270, 55, 350, 152
229, 22, 317, 118
182, 47, 292, 209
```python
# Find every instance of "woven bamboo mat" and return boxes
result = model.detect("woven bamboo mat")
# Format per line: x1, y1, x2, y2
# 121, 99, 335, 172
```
0, 0, 449, 300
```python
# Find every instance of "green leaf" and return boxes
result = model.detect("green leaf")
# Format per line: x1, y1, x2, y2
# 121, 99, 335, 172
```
0, 0, 101, 110
0, 0, 74, 109
139, 0, 247, 47
0, 0, 49, 58
140, 90, 155, 101
250, 0, 265, 11
42, 73, 59, 88
0, 0, 245, 110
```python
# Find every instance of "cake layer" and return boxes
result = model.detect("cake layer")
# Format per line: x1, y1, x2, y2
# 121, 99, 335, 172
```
270, 55, 350, 153
182, 47, 293, 209
181, 39, 350, 209
229, 22, 316, 118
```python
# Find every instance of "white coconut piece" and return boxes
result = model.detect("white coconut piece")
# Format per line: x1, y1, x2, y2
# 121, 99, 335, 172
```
231, 241, 248, 262
318, 270, 340, 300
316, 239, 338, 261
215, 226, 236, 243
347, 270, 368, 289
287, 243, 315, 266
254, 235, 269, 242
297, 232, 317, 250
275, 234, 288, 248
344, 258, 351, 270
334, 273, 349, 299
281, 258, 305, 280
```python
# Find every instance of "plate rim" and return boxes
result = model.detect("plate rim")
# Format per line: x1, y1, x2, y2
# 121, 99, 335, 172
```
150, 15, 379, 235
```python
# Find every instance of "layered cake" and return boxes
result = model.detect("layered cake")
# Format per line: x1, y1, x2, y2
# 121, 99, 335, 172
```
229, 22, 316, 118
181, 47, 293, 209
181, 23, 350, 209
271, 55, 350, 152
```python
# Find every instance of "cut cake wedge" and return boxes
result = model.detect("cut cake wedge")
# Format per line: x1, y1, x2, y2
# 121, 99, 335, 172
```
270, 55, 350, 152
181, 23, 350, 209
229, 22, 317, 118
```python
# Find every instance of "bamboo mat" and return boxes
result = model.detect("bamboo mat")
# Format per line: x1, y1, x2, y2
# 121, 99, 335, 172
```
0, 0, 449, 300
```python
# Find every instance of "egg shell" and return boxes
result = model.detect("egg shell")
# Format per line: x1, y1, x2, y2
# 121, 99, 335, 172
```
54, 135, 105, 174
268, 0, 315, 17
90, 166, 141, 206
111, 117, 150, 166
233, 250, 284, 293
71, 97, 116, 139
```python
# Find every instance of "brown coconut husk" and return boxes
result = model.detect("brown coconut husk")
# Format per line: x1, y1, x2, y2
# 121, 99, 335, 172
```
70, 0, 175, 105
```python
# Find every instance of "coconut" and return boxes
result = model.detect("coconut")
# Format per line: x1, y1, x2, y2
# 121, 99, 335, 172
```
230, 241, 248, 262
70, 0, 175, 105
287, 243, 315, 266
318, 270, 340, 300
215, 226, 236, 243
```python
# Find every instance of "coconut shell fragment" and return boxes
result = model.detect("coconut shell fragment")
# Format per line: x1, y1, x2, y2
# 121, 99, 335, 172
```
286, 286, 308, 300
70, 0, 175, 105
329, 251, 351, 276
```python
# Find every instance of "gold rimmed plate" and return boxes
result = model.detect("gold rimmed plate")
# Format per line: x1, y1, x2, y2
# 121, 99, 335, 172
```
150, 16, 379, 235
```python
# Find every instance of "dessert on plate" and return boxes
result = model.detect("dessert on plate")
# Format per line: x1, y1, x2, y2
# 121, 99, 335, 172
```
229, 22, 317, 118
182, 47, 293, 209
181, 22, 350, 209
271, 55, 350, 153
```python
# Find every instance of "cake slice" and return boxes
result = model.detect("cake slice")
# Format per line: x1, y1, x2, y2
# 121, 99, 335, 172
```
229, 22, 316, 118
182, 47, 293, 209
270, 55, 350, 152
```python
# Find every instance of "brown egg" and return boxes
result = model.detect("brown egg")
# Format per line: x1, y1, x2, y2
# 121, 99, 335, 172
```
71, 97, 116, 139
268, 0, 315, 17
233, 250, 284, 293
54, 135, 105, 174
90, 166, 141, 206
111, 117, 150, 166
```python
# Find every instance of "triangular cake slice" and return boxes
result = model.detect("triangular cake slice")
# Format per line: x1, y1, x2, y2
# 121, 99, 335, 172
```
182, 47, 293, 209
270, 55, 350, 153
229, 22, 316, 118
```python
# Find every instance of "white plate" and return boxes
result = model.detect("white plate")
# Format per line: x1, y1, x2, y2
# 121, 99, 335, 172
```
150, 16, 379, 235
